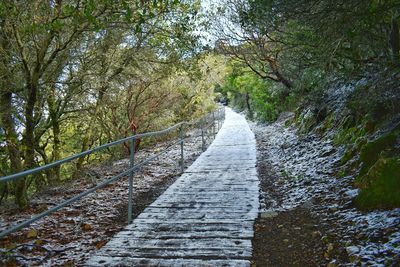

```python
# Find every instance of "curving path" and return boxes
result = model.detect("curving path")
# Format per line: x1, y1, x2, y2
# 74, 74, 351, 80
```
86, 108, 259, 267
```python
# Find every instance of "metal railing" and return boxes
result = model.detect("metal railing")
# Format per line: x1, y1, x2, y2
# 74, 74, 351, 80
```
0, 107, 225, 238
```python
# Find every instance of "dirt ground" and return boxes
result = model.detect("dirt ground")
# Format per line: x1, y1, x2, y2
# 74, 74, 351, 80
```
251, 158, 327, 266
251, 127, 349, 267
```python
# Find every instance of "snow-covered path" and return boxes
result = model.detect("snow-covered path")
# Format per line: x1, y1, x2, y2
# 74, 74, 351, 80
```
86, 108, 259, 266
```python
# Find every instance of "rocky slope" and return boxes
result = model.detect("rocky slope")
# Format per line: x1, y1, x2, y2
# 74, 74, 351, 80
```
251, 71, 400, 266
251, 115, 399, 266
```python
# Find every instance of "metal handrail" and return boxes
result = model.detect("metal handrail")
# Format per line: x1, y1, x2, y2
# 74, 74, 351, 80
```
0, 122, 184, 183
0, 107, 225, 238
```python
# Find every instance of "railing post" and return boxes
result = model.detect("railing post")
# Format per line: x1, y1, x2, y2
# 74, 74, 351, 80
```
220, 108, 223, 129
128, 138, 136, 224
216, 109, 219, 130
201, 117, 205, 151
212, 111, 216, 138
180, 125, 184, 173
218, 108, 221, 130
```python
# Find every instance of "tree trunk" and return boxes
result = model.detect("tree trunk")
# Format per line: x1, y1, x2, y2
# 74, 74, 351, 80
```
51, 117, 61, 182
245, 92, 254, 119
76, 87, 106, 170
23, 80, 38, 171
22, 77, 43, 205
0, 92, 28, 210
0, 19, 28, 209
47, 89, 61, 184
390, 17, 399, 64
273, 69, 293, 89
76, 124, 93, 170
268, 59, 293, 89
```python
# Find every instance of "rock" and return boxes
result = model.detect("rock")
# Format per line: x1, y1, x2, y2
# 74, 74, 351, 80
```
298, 108, 318, 134
345, 246, 359, 255
283, 239, 289, 243
327, 260, 337, 267
302, 199, 314, 209
329, 206, 338, 212
355, 156, 400, 210
359, 133, 397, 168
344, 189, 359, 199
304, 223, 315, 229
321, 148, 335, 157
312, 231, 321, 238
260, 211, 278, 219
346, 246, 361, 262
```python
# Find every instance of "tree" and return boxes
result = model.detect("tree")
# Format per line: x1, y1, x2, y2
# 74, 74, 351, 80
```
219, 59, 279, 122
241, 0, 400, 73
211, 0, 294, 92
212, 0, 400, 97
0, 0, 203, 209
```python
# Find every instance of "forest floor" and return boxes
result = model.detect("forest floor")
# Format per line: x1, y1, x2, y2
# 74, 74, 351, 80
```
250, 113, 400, 267
2, 112, 400, 267
0, 129, 211, 266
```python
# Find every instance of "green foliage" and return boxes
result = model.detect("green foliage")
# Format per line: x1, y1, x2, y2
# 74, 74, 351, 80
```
359, 133, 398, 175
296, 110, 318, 134
220, 62, 280, 122
335, 122, 399, 211
341, 147, 357, 165
294, 68, 327, 104
216, 0, 399, 107
251, 90, 279, 122
317, 112, 335, 135
334, 78, 400, 185
347, 76, 400, 126
355, 157, 400, 210
334, 126, 367, 146
349, 130, 400, 210
0, 0, 207, 208
212, 0, 400, 213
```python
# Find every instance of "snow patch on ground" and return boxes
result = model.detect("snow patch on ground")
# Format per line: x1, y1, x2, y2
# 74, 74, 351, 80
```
251, 117, 400, 266
0, 128, 210, 266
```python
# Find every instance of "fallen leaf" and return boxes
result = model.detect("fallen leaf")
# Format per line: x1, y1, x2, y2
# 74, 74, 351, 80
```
5, 258, 17, 267
95, 240, 107, 249
34, 239, 44, 245
27, 228, 38, 238
81, 223, 92, 231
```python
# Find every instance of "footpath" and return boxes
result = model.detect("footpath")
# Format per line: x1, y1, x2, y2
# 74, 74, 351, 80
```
86, 108, 259, 267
